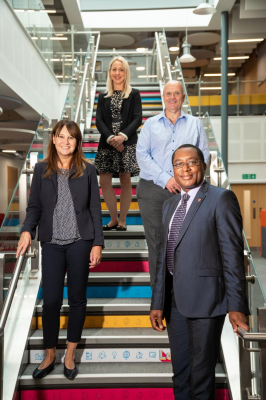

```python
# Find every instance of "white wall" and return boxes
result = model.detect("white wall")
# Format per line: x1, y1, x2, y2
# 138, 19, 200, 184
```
210, 116, 266, 184
0, 1, 62, 120
0, 155, 24, 215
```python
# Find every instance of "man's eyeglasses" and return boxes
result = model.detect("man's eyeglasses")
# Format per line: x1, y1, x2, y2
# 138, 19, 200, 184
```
173, 160, 202, 169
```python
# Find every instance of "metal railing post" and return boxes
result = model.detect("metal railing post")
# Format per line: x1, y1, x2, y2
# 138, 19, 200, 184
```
198, 78, 201, 117
237, 76, 240, 116
0, 327, 3, 400
258, 307, 266, 397
0, 255, 5, 312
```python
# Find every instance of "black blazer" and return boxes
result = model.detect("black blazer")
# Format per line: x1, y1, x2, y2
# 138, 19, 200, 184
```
151, 181, 249, 318
96, 88, 142, 150
21, 162, 104, 247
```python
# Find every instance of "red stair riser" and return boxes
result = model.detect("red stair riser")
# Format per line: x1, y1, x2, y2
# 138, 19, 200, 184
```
99, 188, 137, 195
90, 260, 149, 272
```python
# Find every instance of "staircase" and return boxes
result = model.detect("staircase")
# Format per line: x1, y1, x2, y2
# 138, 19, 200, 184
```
17, 81, 229, 399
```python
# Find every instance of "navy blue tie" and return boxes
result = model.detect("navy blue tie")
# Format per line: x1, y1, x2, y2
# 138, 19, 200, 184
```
167, 193, 190, 275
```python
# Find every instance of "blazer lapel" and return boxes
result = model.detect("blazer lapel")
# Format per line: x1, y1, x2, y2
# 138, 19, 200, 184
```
174, 181, 209, 249
51, 170, 57, 191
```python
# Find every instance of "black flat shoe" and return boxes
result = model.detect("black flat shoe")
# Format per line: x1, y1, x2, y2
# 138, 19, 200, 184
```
32, 357, 56, 379
103, 223, 118, 231
64, 359, 78, 380
116, 225, 127, 231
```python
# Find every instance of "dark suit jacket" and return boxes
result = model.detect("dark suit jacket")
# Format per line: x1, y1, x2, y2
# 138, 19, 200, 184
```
21, 162, 104, 247
96, 88, 142, 150
151, 181, 249, 318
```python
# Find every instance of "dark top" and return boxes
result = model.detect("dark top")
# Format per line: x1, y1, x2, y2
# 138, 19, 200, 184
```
50, 169, 81, 245
21, 162, 104, 247
96, 88, 142, 150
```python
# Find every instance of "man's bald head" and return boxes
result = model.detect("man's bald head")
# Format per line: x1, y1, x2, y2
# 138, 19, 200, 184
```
163, 81, 184, 96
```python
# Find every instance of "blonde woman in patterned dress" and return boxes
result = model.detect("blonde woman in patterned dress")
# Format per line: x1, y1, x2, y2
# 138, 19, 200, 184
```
94, 56, 142, 231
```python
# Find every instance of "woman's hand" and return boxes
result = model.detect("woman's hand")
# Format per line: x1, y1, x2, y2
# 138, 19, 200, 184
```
110, 135, 125, 149
116, 144, 124, 152
89, 246, 102, 269
16, 232, 31, 258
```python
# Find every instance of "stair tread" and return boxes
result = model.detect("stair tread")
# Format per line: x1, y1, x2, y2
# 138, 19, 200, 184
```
37, 298, 151, 306
31, 327, 165, 338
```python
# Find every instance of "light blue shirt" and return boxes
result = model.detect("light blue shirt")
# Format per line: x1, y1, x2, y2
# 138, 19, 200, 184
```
136, 110, 210, 189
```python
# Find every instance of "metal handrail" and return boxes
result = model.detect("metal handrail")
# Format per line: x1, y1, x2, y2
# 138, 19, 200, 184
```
155, 32, 164, 81
0, 253, 26, 400
0, 254, 26, 330
238, 327, 266, 342
91, 33, 101, 80
74, 60, 90, 124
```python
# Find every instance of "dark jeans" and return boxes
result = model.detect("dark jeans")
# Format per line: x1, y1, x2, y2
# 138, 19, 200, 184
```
137, 178, 174, 289
165, 274, 225, 400
41, 239, 93, 348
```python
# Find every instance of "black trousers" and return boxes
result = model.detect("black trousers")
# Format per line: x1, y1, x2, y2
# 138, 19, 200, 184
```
165, 275, 225, 400
41, 239, 93, 349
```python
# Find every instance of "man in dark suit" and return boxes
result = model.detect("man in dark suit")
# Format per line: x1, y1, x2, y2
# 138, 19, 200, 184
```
150, 144, 249, 400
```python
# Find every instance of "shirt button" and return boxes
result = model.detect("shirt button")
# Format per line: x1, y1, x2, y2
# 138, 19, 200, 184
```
76, 211, 79, 215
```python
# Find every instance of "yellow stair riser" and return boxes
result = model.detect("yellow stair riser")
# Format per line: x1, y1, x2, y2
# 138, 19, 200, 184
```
36, 315, 161, 329
101, 202, 139, 210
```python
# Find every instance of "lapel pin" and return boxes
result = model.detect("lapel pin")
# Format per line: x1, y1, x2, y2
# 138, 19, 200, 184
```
198, 198, 202, 202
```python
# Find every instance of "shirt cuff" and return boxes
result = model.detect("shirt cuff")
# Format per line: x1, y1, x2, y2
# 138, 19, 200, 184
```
106, 135, 115, 144
154, 171, 172, 189
118, 132, 128, 141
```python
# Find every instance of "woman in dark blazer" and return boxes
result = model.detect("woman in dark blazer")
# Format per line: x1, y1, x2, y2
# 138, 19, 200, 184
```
16, 120, 104, 380
94, 56, 142, 231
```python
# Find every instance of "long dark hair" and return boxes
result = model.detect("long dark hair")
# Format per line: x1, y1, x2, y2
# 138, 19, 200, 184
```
42, 120, 90, 179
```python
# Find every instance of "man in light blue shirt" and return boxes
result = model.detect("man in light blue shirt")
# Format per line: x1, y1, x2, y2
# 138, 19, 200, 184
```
136, 80, 210, 289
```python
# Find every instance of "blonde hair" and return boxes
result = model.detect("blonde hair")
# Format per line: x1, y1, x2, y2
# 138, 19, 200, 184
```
105, 56, 132, 99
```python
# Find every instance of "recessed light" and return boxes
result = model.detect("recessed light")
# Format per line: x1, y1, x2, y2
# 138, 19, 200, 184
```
31, 37, 38, 40
138, 75, 157, 78
228, 38, 264, 43
56, 76, 63, 78
40, 10, 56, 13
40, 37, 48, 40
136, 48, 146, 53
169, 47, 179, 52
200, 87, 222, 90
214, 56, 249, 60
136, 66, 145, 71
51, 59, 62, 62
2, 150, 17, 153
204, 73, 236, 76
50, 37, 68, 41
14, 9, 24, 12
56, 34, 64, 37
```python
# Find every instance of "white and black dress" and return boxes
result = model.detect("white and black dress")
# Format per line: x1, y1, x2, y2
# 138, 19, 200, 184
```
94, 90, 140, 178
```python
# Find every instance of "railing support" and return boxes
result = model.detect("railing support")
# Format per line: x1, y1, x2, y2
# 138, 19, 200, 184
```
0, 255, 5, 312
221, 11, 228, 173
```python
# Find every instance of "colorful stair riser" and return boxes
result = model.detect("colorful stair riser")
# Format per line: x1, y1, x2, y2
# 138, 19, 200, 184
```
2, 260, 150, 274
21, 388, 229, 400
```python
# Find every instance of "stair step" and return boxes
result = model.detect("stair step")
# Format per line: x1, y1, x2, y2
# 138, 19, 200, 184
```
20, 363, 226, 386
102, 250, 148, 260
91, 260, 149, 273
29, 328, 167, 346
36, 298, 151, 314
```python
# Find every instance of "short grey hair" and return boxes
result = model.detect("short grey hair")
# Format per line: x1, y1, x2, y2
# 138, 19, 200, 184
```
163, 80, 184, 95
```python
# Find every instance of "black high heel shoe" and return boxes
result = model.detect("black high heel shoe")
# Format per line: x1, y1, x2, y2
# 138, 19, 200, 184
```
64, 359, 78, 380
32, 357, 56, 379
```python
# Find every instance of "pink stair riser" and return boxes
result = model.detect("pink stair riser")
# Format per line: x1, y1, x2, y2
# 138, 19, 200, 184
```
99, 188, 137, 195
21, 388, 229, 399
91, 260, 149, 272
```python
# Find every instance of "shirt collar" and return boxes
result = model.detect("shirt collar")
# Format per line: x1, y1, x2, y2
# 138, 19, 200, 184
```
181, 180, 204, 199
157, 108, 188, 122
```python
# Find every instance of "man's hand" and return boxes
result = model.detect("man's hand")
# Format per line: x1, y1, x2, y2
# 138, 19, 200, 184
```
89, 246, 102, 269
16, 231, 31, 258
229, 311, 249, 334
110, 135, 125, 149
165, 177, 181, 194
150, 310, 165, 332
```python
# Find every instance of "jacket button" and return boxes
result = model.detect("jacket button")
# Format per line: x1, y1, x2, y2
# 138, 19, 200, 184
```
76, 211, 79, 215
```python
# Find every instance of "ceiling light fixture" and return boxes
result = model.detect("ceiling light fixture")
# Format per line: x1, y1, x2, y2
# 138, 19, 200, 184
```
14, 9, 24, 12
204, 73, 236, 76
28, 10, 34, 12
214, 56, 249, 60
169, 46, 179, 52
180, 26, 196, 64
136, 48, 146, 53
193, 1, 216, 15
136, 66, 145, 71
50, 37, 68, 41
2, 150, 17, 153
40, 9, 56, 13
56, 34, 64, 37
40, 37, 48, 40
228, 38, 264, 43
200, 87, 222, 90
31, 37, 38, 40
138, 75, 157, 78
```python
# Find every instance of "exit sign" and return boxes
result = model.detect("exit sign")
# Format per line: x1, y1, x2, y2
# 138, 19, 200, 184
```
242, 174, 256, 179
